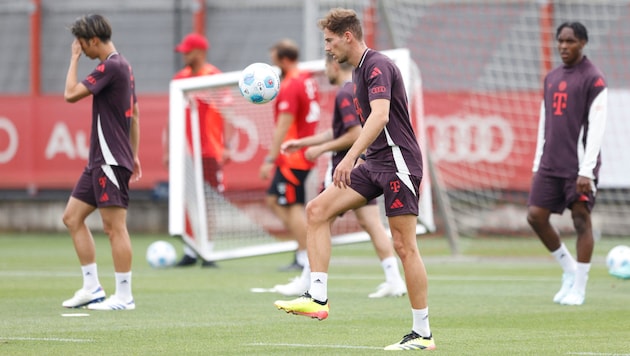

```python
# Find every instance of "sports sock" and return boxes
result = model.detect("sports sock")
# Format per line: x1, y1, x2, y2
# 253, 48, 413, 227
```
81, 263, 100, 291
412, 307, 431, 338
551, 243, 577, 273
381, 256, 404, 284
183, 245, 197, 258
298, 257, 311, 286
296, 249, 308, 267
309, 272, 328, 302
572, 262, 590, 294
115, 272, 133, 302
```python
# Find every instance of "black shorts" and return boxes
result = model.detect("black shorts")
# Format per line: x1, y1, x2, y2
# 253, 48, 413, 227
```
349, 164, 421, 217
528, 173, 596, 213
71, 165, 131, 209
267, 166, 310, 206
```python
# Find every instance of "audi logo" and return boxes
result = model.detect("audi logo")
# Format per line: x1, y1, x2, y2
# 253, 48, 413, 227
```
425, 115, 514, 163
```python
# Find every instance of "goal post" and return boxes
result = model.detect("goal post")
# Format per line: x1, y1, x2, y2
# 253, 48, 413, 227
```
168, 48, 442, 261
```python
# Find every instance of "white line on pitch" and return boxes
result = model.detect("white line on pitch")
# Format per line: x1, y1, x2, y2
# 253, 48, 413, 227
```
244, 342, 382, 350
567, 353, 630, 356
1, 337, 94, 343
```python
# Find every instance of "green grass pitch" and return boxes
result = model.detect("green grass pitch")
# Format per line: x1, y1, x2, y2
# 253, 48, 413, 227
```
1, 233, 629, 355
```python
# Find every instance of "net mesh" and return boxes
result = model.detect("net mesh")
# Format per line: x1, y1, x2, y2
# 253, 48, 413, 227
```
379, 1, 630, 236
172, 51, 432, 260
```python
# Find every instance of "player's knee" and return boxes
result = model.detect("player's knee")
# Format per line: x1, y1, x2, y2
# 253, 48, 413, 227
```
305, 199, 327, 225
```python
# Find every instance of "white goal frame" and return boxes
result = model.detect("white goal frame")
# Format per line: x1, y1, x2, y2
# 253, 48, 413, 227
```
168, 48, 436, 261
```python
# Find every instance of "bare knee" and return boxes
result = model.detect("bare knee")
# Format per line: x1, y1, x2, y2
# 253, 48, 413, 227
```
305, 199, 329, 226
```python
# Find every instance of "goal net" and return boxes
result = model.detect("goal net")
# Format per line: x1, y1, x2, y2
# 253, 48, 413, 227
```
168, 48, 436, 261
378, 1, 630, 237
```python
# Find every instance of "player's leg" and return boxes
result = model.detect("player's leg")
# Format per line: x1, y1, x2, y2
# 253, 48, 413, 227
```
87, 165, 135, 311
561, 192, 596, 306
266, 167, 310, 271
61, 171, 105, 308
354, 204, 406, 298
274, 184, 365, 320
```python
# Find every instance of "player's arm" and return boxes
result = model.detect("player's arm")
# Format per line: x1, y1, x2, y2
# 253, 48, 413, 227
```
334, 99, 389, 187
64, 39, 92, 103
281, 129, 332, 154
130, 102, 142, 181
259, 112, 293, 180
579, 88, 608, 180
532, 100, 546, 173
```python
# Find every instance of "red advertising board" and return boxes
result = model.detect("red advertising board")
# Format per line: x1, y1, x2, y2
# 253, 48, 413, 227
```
0, 91, 541, 192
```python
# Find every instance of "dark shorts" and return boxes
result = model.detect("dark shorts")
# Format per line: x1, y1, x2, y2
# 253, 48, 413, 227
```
267, 167, 310, 206
349, 164, 421, 217
71, 165, 132, 209
202, 157, 224, 192
527, 173, 596, 213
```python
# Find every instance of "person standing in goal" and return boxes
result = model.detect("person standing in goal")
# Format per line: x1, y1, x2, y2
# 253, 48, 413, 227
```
166, 33, 234, 268
259, 39, 320, 273
277, 53, 407, 299
527, 22, 608, 306
61, 14, 141, 311
274, 8, 435, 351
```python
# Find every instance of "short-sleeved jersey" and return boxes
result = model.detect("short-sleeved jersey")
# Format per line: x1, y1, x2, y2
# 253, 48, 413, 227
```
331, 81, 361, 169
353, 49, 423, 176
274, 69, 320, 170
82, 52, 137, 172
173, 63, 231, 159
536, 56, 607, 179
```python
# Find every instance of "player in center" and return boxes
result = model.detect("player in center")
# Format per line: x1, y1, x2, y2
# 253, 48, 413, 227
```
274, 8, 435, 351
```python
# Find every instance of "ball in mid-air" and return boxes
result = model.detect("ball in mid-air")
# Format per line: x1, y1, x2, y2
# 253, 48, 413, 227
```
146, 240, 177, 268
238, 62, 280, 104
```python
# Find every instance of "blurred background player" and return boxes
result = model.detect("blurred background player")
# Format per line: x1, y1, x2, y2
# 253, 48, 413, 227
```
165, 33, 235, 267
277, 53, 406, 298
61, 14, 141, 311
527, 22, 607, 306
258, 39, 320, 272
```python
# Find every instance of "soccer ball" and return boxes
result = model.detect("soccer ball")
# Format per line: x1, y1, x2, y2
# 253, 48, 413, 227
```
238, 62, 280, 104
146, 240, 177, 268
606, 245, 630, 273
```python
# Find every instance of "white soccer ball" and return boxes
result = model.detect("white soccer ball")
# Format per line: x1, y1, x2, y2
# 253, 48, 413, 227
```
146, 240, 177, 268
606, 245, 630, 273
238, 62, 280, 104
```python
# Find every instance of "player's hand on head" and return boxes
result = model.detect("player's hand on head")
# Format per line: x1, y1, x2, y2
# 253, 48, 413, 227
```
71, 39, 82, 58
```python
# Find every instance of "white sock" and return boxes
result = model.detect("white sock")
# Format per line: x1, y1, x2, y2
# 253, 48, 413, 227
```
296, 250, 308, 266
183, 245, 197, 258
412, 307, 431, 338
381, 256, 404, 284
81, 263, 100, 291
299, 257, 311, 287
551, 243, 577, 274
572, 262, 590, 294
309, 272, 328, 302
115, 272, 133, 302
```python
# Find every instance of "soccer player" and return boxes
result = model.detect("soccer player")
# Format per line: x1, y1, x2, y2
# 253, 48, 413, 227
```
61, 14, 140, 311
166, 33, 234, 268
259, 39, 320, 273
274, 8, 435, 351
527, 22, 607, 306
277, 53, 406, 299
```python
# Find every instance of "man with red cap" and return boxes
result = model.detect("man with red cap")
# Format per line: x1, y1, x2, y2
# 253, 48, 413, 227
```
165, 33, 234, 267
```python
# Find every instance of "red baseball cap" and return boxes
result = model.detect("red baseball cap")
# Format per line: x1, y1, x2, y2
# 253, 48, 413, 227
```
175, 33, 209, 53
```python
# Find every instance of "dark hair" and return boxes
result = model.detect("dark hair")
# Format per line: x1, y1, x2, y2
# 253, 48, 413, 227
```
318, 8, 363, 41
70, 14, 112, 42
270, 39, 299, 61
556, 21, 588, 42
